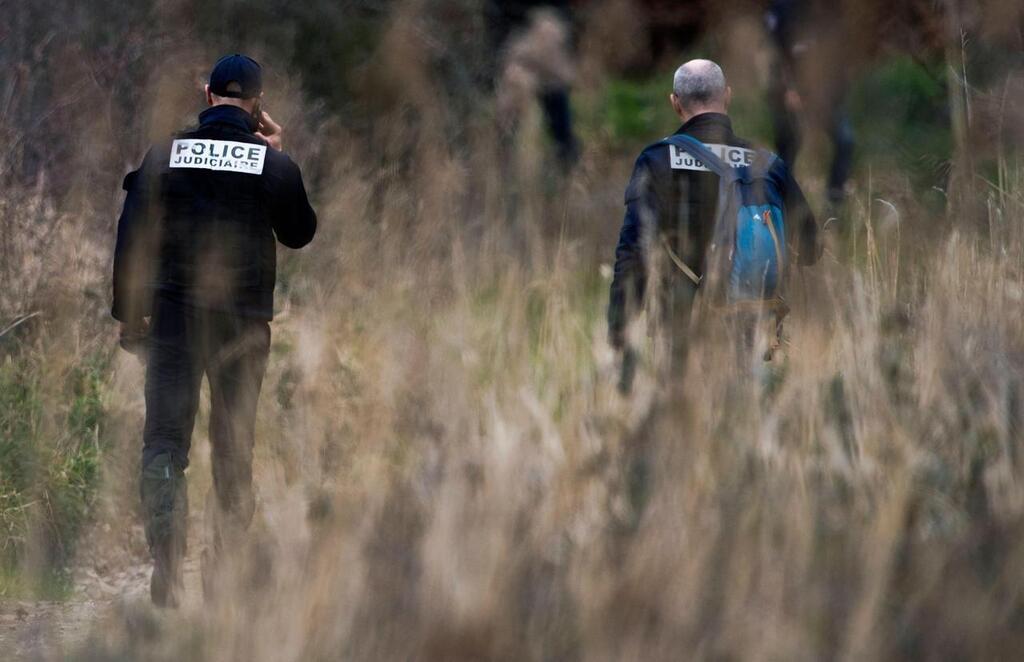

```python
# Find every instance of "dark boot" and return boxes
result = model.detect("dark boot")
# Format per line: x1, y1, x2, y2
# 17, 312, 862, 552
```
141, 453, 188, 607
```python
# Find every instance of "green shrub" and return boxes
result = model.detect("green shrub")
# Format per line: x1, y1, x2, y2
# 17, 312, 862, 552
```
0, 348, 111, 597
0, 356, 42, 570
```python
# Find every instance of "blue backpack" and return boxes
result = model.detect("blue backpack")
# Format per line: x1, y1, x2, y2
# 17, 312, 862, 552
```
657, 134, 787, 307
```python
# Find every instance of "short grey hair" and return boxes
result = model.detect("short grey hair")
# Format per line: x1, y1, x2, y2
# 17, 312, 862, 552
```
672, 59, 727, 110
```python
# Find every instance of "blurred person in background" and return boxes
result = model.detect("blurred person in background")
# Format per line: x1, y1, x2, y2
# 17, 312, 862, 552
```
488, 0, 581, 170
608, 59, 820, 391
112, 54, 317, 607
766, 0, 855, 219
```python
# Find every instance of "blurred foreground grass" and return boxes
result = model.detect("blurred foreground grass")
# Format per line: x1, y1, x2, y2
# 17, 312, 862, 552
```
4, 12, 1024, 658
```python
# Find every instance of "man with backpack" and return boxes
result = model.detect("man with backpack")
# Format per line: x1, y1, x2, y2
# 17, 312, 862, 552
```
112, 54, 317, 606
608, 59, 819, 386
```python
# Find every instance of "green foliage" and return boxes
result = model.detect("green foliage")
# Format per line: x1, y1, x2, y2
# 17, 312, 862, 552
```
590, 51, 954, 214
0, 349, 110, 597
44, 358, 106, 563
850, 55, 952, 197
597, 76, 680, 146
0, 356, 42, 568
192, 1, 393, 118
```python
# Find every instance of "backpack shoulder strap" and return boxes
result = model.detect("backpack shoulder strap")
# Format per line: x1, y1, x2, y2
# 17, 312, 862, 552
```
748, 149, 780, 179
656, 133, 733, 178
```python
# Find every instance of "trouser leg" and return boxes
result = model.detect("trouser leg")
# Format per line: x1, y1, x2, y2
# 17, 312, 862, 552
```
665, 277, 698, 378
140, 454, 188, 606
827, 108, 855, 205
539, 88, 580, 170
204, 314, 270, 556
141, 298, 201, 606
769, 85, 801, 169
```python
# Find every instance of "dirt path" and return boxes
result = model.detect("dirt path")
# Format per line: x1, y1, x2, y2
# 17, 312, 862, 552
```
0, 598, 109, 660
0, 535, 203, 660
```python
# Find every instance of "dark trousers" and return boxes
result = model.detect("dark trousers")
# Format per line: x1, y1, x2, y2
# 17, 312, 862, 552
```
770, 89, 855, 204
142, 295, 270, 546
539, 87, 580, 170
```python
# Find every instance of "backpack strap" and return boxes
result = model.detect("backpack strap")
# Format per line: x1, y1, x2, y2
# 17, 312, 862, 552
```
660, 234, 701, 285
656, 133, 736, 179
647, 134, 732, 290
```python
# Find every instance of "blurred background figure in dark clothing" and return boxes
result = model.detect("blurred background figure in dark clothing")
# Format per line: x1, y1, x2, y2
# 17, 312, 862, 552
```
766, 0, 855, 215
487, 0, 581, 170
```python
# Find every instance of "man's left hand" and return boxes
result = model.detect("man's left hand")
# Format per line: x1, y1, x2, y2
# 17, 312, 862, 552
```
255, 111, 283, 151
119, 318, 150, 357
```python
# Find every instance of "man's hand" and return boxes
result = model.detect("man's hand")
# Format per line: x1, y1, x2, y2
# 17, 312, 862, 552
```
783, 88, 803, 113
119, 318, 150, 357
255, 111, 283, 151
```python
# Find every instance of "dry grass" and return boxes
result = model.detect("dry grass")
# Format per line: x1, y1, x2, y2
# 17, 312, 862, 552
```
2, 3, 1024, 660
69, 123, 1024, 662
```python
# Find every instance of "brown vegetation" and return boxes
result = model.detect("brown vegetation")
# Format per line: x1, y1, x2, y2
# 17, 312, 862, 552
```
2, 0, 1024, 660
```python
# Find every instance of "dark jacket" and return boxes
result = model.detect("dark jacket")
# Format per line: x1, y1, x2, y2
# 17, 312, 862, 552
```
607, 112, 818, 347
112, 105, 317, 323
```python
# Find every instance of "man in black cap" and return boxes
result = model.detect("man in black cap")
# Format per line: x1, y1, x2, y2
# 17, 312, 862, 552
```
112, 54, 317, 606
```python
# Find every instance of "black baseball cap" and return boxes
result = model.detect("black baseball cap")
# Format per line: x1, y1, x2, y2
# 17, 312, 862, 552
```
209, 54, 262, 99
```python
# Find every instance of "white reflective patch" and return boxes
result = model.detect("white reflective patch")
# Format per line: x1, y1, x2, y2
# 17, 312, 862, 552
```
669, 143, 755, 171
169, 139, 266, 175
